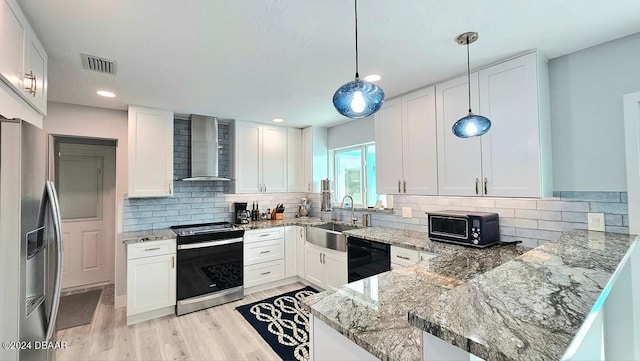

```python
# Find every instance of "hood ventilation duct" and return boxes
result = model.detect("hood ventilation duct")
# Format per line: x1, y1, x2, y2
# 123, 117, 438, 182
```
181, 114, 231, 181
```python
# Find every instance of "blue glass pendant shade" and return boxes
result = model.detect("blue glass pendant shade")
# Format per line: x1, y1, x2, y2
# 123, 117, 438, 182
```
452, 112, 491, 138
333, 79, 385, 119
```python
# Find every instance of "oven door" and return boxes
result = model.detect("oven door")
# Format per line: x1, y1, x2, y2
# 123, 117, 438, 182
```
347, 237, 390, 283
176, 237, 243, 301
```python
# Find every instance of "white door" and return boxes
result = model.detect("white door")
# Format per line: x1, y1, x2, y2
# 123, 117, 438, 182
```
305, 244, 324, 288
402, 86, 438, 195
0, 0, 25, 91
56, 142, 115, 289
479, 53, 541, 197
234, 121, 262, 193
324, 251, 347, 290
284, 226, 298, 278
126, 254, 176, 315
374, 97, 403, 194
436, 74, 483, 196
296, 227, 306, 278
287, 128, 306, 192
261, 125, 287, 192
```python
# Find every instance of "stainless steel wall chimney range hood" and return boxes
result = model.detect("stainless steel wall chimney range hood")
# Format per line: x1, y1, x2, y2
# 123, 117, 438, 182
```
182, 114, 230, 181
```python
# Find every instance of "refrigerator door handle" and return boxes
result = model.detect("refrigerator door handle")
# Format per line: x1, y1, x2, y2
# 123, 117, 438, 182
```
43, 180, 63, 341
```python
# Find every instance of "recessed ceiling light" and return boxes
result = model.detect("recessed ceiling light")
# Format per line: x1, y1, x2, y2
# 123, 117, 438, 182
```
363, 74, 381, 82
273, 118, 284, 123
96, 90, 116, 98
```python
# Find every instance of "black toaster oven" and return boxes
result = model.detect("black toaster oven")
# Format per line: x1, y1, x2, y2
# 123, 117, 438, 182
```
427, 211, 500, 248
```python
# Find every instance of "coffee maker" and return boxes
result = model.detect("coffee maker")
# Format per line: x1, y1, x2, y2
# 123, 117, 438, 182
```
234, 202, 250, 224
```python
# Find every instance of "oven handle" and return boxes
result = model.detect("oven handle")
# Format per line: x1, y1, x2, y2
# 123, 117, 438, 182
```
177, 237, 243, 250
348, 244, 389, 254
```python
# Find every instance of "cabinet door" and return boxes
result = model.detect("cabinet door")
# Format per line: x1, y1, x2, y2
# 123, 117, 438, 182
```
296, 227, 305, 278
436, 74, 483, 196
0, 0, 25, 92
374, 97, 403, 194
284, 226, 298, 278
323, 250, 347, 290
402, 86, 437, 195
261, 125, 287, 192
23, 31, 47, 114
305, 244, 324, 287
234, 121, 262, 193
128, 106, 174, 197
127, 254, 176, 315
287, 128, 306, 192
302, 127, 313, 192
479, 53, 541, 197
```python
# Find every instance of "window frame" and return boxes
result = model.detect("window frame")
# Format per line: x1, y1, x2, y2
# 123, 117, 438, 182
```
330, 142, 376, 208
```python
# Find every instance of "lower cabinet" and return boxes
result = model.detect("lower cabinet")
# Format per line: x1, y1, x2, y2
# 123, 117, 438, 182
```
305, 243, 347, 290
284, 225, 305, 278
244, 228, 285, 289
126, 238, 176, 325
390, 245, 438, 270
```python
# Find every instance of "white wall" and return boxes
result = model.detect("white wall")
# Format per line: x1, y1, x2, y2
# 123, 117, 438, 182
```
327, 116, 375, 150
43, 102, 129, 300
549, 32, 640, 191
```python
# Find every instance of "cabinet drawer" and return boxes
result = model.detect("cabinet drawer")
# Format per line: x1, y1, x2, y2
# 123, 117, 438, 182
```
244, 260, 285, 288
390, 246, 419, 267
128, 239, 176, 260
419, 251, 438, 263
244, 227, 284, 243
244, 239, 284, 266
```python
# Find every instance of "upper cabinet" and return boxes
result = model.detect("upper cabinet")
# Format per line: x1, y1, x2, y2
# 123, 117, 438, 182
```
375, 86, 438, 195
0, 0, 47, 115
302, 126, 328, 193
287, 128, 307, 192
128, 106, 174, 198
234, 121, 287, 193
437, 52, 552, 197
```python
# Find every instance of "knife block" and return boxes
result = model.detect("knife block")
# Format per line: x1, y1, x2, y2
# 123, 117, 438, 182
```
274, 213, 284, 220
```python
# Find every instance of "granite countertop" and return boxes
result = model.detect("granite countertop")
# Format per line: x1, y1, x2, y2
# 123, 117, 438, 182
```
122, 217, 326, 244
303, 228, 636, 361
408, 230, 636, 361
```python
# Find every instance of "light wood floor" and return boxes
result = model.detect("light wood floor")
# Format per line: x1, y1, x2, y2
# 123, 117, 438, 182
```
55, 282, 306, 361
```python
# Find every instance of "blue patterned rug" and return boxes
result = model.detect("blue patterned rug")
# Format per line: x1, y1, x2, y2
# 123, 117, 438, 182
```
236, 286, 318, 361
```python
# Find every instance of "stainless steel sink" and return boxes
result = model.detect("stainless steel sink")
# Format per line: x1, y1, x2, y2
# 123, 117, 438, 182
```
306, 222, 360, 252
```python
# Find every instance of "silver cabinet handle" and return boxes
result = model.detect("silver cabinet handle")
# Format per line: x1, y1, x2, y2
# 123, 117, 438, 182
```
403, 180, 407, 193
169, 182, 173, 196
475, 178, 479, 195
171, 256, 175, 269
397, 255, 410, 260
264, 184, 267, 193
259, 234, 269, 237
322, 253, 326, 264
320, 252, 322, 264
260, 271, 271, 275
308, 183, 311, 191
145, 247, 161, 251
484, 178, 488, 195
260, 250, 270, 254
398, 180, 401, 193
25, 70, 36, 95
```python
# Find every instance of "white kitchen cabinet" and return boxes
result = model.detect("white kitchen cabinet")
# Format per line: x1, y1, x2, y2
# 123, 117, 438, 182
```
305, 243, 347, 290
0, 0, 48, 115
375, 86, 438, 195
244, 228, 286, 288
284, 225, 305, 278
234, 121, 287, 193
436, 52, 551, 197
127, 105, 174, 198
296, 227, 306, 278
390, 246, 438, 270
287, 128, 307, 192
127, 238, 176, 325
302, 126, 328, 192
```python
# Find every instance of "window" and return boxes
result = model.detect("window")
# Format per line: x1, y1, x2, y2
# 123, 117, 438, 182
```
330, 143, 383, 208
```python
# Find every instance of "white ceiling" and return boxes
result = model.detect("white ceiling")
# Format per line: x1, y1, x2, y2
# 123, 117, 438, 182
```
17, 0, 640, 127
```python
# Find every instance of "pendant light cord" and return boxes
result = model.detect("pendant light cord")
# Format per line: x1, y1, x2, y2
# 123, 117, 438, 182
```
354, 0, 359, 79
466, 35, 471, 113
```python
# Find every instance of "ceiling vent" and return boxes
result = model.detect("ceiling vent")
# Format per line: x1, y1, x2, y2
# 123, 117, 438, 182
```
81, 54, 117, 75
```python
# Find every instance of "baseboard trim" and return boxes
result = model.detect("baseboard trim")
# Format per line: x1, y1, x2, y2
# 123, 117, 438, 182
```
127, 305, 174, 325
114, 295, 127, 309
244, 276, 315, 295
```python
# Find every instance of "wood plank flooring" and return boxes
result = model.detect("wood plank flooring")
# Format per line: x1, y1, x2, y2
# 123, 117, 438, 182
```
55, 282, 306, 361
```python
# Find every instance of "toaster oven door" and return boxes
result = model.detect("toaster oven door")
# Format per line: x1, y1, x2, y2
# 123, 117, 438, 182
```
429, 215, 469, 240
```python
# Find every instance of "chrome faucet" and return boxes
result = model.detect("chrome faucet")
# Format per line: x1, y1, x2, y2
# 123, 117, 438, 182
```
341, 195, 357, 225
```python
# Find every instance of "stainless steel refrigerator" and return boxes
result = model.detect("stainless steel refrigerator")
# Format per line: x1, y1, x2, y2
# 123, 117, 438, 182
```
0, 117, 63, 361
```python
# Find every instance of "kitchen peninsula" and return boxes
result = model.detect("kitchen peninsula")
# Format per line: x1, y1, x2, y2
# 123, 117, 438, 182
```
304, 228, 636, 361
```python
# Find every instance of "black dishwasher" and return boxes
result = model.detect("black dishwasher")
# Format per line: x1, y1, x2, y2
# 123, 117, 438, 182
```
347, 236, 391, 282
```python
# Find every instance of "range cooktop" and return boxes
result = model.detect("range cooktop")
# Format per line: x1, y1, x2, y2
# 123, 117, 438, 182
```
170, 222, 239, 236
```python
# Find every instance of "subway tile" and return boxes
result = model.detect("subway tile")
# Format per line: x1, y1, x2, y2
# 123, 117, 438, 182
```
561, 212, 588, 223
515, 209, 561, 221
166, 203, 192, 211
499, 226, 516, 236
152, 222, 171, 229
494, 199, 537, 210
604, 214, 623, 226
537, 220, 586, 232
621, 192, 628, 203
515, 228, 563, 241
589, 202, 628, 215
499, 218, 538, 229
125, 211, 151, 219
558, 191, 621, 202
623, 215, 629, 227
124, 218, 139, 226
476, 208, 515, 218
536, 200, 589, 212
604, 225, 630, 234
138, 205, 166, 212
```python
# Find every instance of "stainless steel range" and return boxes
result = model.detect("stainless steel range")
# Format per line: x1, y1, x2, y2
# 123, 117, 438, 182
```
170, 222, 245, 316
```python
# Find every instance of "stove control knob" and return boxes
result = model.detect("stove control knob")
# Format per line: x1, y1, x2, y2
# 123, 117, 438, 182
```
473, 239, 479, 244
472, 232, 478, 239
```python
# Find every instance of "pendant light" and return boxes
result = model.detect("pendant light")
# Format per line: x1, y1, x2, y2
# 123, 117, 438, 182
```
332, 0, 384, 119
452, 32, 491, 138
